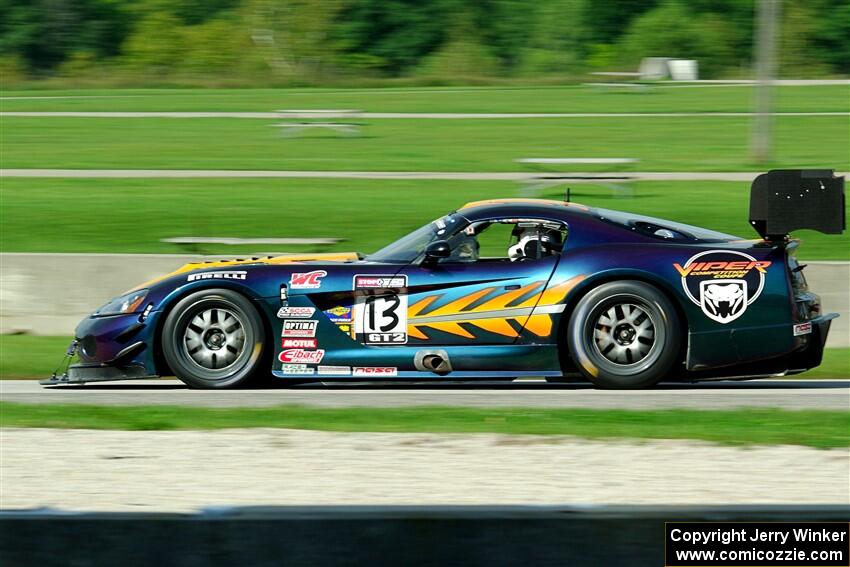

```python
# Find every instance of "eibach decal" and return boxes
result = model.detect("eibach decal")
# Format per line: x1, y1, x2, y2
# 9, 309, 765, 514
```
289, 270, 327, 289
674, 250, 771, 324
281, 338, 318, 349
352, 367, 398, 377
281, 320, 318, 338
277, 306, 315, 319
279, 349, 325, 364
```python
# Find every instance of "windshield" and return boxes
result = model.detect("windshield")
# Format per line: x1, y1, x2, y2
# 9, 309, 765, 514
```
367, 213, 467, 263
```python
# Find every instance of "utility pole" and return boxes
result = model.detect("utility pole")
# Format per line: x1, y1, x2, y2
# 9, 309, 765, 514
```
751, 0, 781, 164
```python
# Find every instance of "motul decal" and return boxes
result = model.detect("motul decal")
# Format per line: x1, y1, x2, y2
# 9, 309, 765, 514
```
676, 250, 768, 324
281, 320, 318, 338
281, 338, 318, 349
289, 270, 327, 289
278, 349, 325, 364
352, 367, 397, 377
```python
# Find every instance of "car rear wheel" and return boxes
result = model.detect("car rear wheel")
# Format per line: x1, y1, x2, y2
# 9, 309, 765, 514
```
567, 281, 681, 389
162, 289, 266, 389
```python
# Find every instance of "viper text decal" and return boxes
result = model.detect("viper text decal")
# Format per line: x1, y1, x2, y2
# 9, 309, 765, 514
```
289, 270, 327, 289
676, 250, 770, 324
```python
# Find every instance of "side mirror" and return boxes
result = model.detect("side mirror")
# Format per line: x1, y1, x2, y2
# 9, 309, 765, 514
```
423, 240, 451, 264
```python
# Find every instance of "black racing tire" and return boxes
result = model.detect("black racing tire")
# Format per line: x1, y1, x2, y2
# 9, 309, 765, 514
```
567, 281, 681, 389
162, 289, 267, 389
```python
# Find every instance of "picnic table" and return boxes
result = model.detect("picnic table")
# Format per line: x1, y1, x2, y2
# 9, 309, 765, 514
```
515, 158, 639, 198
272, 109, 364, 137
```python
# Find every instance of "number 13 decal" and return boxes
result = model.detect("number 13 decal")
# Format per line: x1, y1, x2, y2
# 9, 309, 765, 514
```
355, 293, 408, 344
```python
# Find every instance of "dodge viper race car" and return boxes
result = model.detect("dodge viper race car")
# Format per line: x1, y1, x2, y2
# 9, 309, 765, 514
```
43, 169, 845, 389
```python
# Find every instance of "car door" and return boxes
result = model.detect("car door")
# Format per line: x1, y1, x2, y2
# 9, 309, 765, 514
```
394, 219, 565, 346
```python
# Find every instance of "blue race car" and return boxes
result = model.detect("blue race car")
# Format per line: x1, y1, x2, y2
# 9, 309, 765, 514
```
43, 170, 845, 389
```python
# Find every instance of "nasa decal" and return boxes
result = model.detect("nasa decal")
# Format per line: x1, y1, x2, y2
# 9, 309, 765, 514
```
673, 250, 771, 324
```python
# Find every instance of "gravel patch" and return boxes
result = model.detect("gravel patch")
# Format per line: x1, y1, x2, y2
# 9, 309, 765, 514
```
2, 428, 847, 512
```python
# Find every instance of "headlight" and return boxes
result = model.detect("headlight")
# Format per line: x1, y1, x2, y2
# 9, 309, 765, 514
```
94, 290, 149, 316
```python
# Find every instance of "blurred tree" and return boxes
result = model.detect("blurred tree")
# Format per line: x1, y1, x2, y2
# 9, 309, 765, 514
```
121, 10, 185, 71
331, 0, 449, 74
517, 0, 586, 75
0, 0, 129, 72
809, 0, 850, 74
247, 0, 346, 82
618, 1, 742, 77
579, 0, 659, 44
415, 8, 500, 79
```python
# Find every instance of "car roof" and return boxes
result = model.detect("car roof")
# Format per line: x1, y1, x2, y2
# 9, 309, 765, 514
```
458, 198, 593, 222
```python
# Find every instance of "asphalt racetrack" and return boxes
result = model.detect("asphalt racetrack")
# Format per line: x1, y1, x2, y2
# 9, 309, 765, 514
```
3, 379, 848, 410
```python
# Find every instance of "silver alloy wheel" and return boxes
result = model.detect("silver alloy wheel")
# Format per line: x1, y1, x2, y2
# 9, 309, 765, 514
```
183, 308, 246, 370
592, 302, 656, 365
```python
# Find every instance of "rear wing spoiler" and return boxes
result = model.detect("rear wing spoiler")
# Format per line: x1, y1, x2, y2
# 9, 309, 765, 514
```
749, 169, 845, 240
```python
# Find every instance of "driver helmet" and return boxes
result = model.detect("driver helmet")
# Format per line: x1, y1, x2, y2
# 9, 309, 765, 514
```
508, 227, 563, 261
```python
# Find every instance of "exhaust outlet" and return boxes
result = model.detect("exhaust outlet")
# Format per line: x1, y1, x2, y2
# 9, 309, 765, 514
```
415, 350, 452, 376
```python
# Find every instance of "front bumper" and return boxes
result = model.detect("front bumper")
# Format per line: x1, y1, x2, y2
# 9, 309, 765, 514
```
40, 362, 155, 385
40, 312, 161, 386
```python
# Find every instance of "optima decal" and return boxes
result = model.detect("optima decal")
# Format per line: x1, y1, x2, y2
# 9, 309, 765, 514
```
289, 270, 327, 289
676, 250, 770, 324
279, 349, 325, 364
187, 271, 247, 282
281, 320, 318, 338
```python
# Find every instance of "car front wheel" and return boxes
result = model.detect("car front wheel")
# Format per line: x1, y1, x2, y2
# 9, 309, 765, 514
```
567, 281, 681, 389
162, 289, 266, 389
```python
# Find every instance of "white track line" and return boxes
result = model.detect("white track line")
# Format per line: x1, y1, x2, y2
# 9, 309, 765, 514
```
2, 111, 848, 119
7, 169, 849, 181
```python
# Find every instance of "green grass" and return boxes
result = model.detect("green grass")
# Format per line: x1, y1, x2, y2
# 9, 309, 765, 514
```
1, 335, 846, 380
2, 115, 847, 172
0, 335, 73, 379
0, 402, 847, 448
2, 178, 848, 259
2, 85, 849, 113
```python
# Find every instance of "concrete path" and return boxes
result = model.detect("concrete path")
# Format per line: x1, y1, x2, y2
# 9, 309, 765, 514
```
8, 169, 848, 181
2, 428, 846, 511
2, 111, 848, 119
3, 379, 849, 410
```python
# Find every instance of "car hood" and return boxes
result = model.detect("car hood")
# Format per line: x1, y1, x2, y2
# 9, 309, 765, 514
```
129, 251, 362, 292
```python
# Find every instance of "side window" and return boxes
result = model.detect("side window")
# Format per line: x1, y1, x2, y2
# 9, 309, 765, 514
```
444, 219, 567, 263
